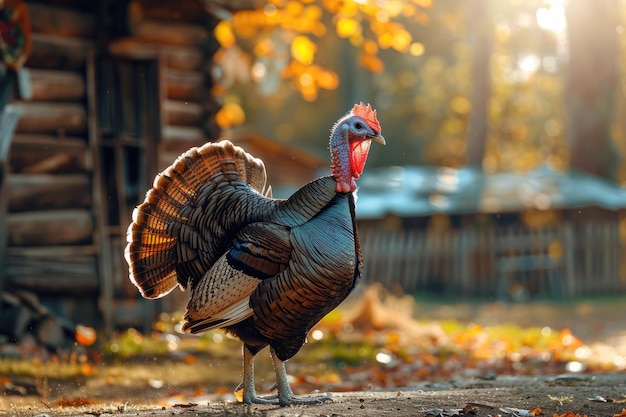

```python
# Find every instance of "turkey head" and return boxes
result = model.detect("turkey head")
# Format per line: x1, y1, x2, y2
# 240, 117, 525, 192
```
330, 102, 385, 193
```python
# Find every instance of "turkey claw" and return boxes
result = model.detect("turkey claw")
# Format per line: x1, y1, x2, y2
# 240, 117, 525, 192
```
243, 394, 280, 405
243, 393, 332, 407
283, 394, 333, 406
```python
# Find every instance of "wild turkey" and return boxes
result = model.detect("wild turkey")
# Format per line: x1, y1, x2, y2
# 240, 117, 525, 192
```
125, 103, 385, 406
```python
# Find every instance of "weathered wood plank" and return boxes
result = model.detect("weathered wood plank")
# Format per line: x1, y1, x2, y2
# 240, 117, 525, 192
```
29, 69, 85, 101
135, 0, 209, 23
86, 46, 115, 331
8, 174, 90, 212
27, 33, 90, 71
129, 18, 210, 47
0, 106, 21, 319
6, 246, 98, 293
108, 39, 204, 71
10, 134, 88, 173
28, 3, 97, 38
7, 209, 93, 246
161, 125, 205, 146
15, 102, 87, 134
164, 100, 203, 126
165, 68, 205, 100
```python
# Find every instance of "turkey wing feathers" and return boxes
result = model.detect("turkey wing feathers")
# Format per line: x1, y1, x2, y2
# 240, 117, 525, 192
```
227, 223, 291, 279
183, 254, 260, 333
184, 221, 292, 333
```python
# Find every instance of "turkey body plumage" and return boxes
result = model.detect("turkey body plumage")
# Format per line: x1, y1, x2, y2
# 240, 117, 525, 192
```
183, 170, 362, 362
125, 103, 384, 406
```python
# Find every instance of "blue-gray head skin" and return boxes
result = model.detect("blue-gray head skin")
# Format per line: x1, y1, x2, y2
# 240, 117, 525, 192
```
329, 102, 385, 193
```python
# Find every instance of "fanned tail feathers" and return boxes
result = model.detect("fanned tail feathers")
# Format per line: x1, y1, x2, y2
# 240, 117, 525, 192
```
125, 140, 270, 299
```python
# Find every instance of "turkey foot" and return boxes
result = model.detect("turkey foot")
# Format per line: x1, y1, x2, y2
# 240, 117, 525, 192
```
269, 347, 333, 406
237, 345, 332, 406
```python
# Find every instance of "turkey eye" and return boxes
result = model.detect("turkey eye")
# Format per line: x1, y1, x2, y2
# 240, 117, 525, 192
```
355, 122, 363, 130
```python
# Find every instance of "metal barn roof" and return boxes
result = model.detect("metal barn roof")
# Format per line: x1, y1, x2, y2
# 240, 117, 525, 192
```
356, 165, 626, 219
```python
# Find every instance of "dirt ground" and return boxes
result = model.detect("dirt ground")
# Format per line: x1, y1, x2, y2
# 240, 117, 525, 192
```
3, 293, 626, 416
4, 374, 626, 416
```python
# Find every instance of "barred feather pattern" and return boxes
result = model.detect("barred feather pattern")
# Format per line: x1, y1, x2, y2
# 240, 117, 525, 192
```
125, 140, 274, 299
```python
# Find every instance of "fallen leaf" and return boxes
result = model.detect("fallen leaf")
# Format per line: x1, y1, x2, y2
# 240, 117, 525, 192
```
147, 378, 164, 389
501, 407, 539, 416
614, 409, 626, 417
548, 395, 573, 405
57, 397, 96, 407
233, 387, 244, 403
587, 395, 606, 402
173, 403, 198, 408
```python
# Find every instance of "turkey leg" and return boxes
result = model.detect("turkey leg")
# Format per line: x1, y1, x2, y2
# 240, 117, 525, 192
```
269, 346, 332, 406
238, 344, 279, 405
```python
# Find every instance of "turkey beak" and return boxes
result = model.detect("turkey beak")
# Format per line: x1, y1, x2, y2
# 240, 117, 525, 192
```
368, 132, 386, 145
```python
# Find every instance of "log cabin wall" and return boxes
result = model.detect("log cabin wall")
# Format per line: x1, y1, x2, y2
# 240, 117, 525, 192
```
6, 2, 99, 327
4, 0, 225, 330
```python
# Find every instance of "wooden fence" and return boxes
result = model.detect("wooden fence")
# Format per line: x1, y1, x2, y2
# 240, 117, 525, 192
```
359, 221, 626, 298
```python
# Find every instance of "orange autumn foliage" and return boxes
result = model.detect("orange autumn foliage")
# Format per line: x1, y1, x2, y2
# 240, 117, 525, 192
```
215, 0, 432, 101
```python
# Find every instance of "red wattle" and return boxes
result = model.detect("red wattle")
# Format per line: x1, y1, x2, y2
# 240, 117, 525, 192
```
350, 140, 371, 179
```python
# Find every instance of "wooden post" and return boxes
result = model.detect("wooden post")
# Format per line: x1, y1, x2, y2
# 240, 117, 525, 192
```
0, 105, 21, 318
86, 47, 114, 333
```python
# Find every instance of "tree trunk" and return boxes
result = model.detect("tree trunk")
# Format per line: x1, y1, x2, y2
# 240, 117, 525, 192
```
565, 0, 621, 179
465, 0, 492, 168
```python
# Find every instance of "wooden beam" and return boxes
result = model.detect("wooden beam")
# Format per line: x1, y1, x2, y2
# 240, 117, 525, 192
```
86, 46, 115, 332
0, 106, 21, 321
6, 246, 98, 294
29, 69, 85, 101
10, 134, 88, 173
129, 18, 210, 47
15, 102, 87, 134
7, 209, 93, 246
135, 0, 209, 23
8, 174, 90, 212
27, 3, 97, 38
108, 39, 205, 71
165, 68, 205, 100
164, 100, 203, 126
27, 33, 90, 71
161, 125, 206, 147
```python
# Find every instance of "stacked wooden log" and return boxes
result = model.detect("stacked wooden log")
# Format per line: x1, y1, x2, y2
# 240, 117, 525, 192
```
6, 3, 98, 306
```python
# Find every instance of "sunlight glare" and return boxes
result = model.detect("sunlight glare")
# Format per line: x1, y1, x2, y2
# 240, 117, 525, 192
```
536, 3, 566, 33
311, 329, 324, 341
251, 61, 267, 81
375, 351, 393, 364
565, 361, 584, 373
518, 53, 541, 74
